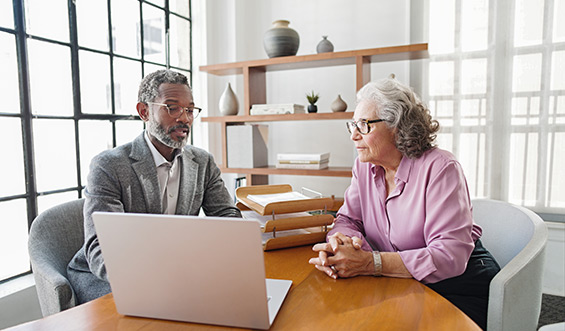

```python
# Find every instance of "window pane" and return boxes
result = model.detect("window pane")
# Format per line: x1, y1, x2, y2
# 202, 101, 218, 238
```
0, 199, 29, 280
80, 50, 112, 114
111, 0, 141, 58
79, 120, 113, 185
116, 120, 144, 146
459, 132, 486, 197
509, 132, 538, 206
37, 191, 79, 215
548, 132, 565, 208
24, 0, 69, 42
554, 0, 565, 42
76, 0, 109, 51
514, 0, 544, 47
143, 3, 166, 65
33, 119, 77, 192
551, 51, 565, 90
28, 40, 73, 116
461, 0, 489, 52
170, 15, 191, 69
0, 0, 14, 28
461, 98, 486, 126
430, 100, 454, 126
512, 53, 542, 93
0, 32, 20, 113
429, 0, 454, 54
461, 58, 487, 94
170, 0, 190, 17
144, 62, 166, 76
114, 58, 142, 115
429, 61, 454, 96
0, 118, 25, 197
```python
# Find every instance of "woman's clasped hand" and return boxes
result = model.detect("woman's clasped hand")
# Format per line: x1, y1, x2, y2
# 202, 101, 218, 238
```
309, 232, 373, 279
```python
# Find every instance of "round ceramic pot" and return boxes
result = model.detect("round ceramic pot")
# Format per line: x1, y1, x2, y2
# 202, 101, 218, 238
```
331, 94, 347, 112
307, 105, 318, 113
316, 36, 334, 53
263, 20, 300, 58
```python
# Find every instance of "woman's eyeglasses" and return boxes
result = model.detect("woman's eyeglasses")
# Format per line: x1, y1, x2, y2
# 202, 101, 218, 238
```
346, 119, 386, 135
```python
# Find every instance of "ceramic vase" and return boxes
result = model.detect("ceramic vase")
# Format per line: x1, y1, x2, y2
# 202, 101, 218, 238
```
263, 20, 300, 58
331, 94, 347, 112
316, 36, 334, 53
219, 83, 239, 116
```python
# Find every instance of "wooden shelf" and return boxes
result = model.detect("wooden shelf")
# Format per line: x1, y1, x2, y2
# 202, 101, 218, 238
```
220, 166, 352, 178
199, 43, 428, 76
202, 111, 353, 123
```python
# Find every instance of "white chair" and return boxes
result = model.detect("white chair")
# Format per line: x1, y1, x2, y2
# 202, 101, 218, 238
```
472, 199, 548, 331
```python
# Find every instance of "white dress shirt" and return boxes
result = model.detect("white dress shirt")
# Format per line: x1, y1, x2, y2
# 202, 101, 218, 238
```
144, 132, 182, 214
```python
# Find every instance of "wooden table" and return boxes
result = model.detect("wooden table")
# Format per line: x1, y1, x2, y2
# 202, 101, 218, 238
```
9, 246, 480, 330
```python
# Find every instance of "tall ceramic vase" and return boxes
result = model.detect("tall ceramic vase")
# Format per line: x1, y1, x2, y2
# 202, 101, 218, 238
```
219, 83, 239, 116
263, 20, 300, 58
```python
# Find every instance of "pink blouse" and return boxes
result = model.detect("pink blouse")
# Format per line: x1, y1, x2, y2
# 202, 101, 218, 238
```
329, 148, 482, 284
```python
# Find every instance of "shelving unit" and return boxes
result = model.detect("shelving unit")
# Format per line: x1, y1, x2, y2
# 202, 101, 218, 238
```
200, 43, 428, 185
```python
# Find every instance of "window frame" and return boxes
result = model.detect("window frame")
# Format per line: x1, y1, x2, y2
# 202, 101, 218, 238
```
0, 0, 193, 284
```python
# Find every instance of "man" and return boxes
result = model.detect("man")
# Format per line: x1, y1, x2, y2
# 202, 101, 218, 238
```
67, 70, 241, 304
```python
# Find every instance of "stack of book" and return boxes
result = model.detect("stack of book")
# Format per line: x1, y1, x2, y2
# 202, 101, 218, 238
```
250, 103, 305, 115
276, 152, 330, 170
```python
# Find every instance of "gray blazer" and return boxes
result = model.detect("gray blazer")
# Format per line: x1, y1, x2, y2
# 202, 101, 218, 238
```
67, 132, 241, 304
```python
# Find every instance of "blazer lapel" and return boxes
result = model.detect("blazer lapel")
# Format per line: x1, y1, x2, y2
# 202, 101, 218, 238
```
176, 147, 199, 215
130, 133, 162, 214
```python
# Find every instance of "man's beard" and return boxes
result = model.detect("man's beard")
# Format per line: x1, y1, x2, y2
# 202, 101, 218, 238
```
147, 119, 190, 149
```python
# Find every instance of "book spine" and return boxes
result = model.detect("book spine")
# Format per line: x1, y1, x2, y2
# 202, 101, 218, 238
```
278, 160, 326, 164
276, 163, 329, 170
277, 153, 330, 161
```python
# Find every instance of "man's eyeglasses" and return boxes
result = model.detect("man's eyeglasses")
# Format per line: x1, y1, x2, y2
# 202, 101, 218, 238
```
346, 119, 386, 135
147, 102, 202, 119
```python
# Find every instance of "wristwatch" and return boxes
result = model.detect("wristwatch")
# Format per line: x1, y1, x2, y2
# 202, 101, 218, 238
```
372, 251, 382, 276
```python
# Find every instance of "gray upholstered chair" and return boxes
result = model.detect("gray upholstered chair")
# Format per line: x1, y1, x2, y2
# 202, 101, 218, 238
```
28, 198, 85, 317
472, 199, 548, 331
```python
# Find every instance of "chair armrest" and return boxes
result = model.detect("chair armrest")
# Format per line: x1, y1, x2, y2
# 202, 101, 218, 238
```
31, 262, 77, 317
487, 220, 548, 331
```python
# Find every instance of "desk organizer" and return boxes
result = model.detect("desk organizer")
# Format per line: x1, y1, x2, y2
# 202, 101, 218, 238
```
236, 184, 335, 250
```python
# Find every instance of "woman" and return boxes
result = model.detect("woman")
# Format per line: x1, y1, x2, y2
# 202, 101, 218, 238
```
309, 78, 500, 330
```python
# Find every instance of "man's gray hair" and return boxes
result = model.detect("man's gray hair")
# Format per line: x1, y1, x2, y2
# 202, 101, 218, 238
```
138, 69, 190, 103
356, 78, 440, 159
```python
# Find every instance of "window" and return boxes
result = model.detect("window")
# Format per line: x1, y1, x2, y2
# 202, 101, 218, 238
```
0, 0, 193, 283
425, 0, 565, 217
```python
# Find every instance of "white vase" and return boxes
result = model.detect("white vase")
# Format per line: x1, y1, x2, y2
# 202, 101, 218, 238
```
331, 94, 347, 112
219, 83, 239, 116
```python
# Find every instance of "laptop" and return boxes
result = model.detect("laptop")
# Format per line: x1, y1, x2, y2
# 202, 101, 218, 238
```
92, 212, 292, 330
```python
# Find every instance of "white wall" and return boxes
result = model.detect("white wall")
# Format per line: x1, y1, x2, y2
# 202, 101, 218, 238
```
194, 0, 412, 198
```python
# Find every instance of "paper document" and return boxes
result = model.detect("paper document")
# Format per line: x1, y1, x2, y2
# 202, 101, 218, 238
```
246, 191, 310, 206
241, 210, 312, 227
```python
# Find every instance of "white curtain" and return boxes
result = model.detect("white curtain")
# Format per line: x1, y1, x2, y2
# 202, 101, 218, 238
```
421, 0, 565, 216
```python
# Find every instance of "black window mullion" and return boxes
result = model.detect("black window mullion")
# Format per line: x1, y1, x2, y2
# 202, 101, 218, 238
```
13, 0, 38, 230
107, 0, 118, 147
68, 0, 83, 197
